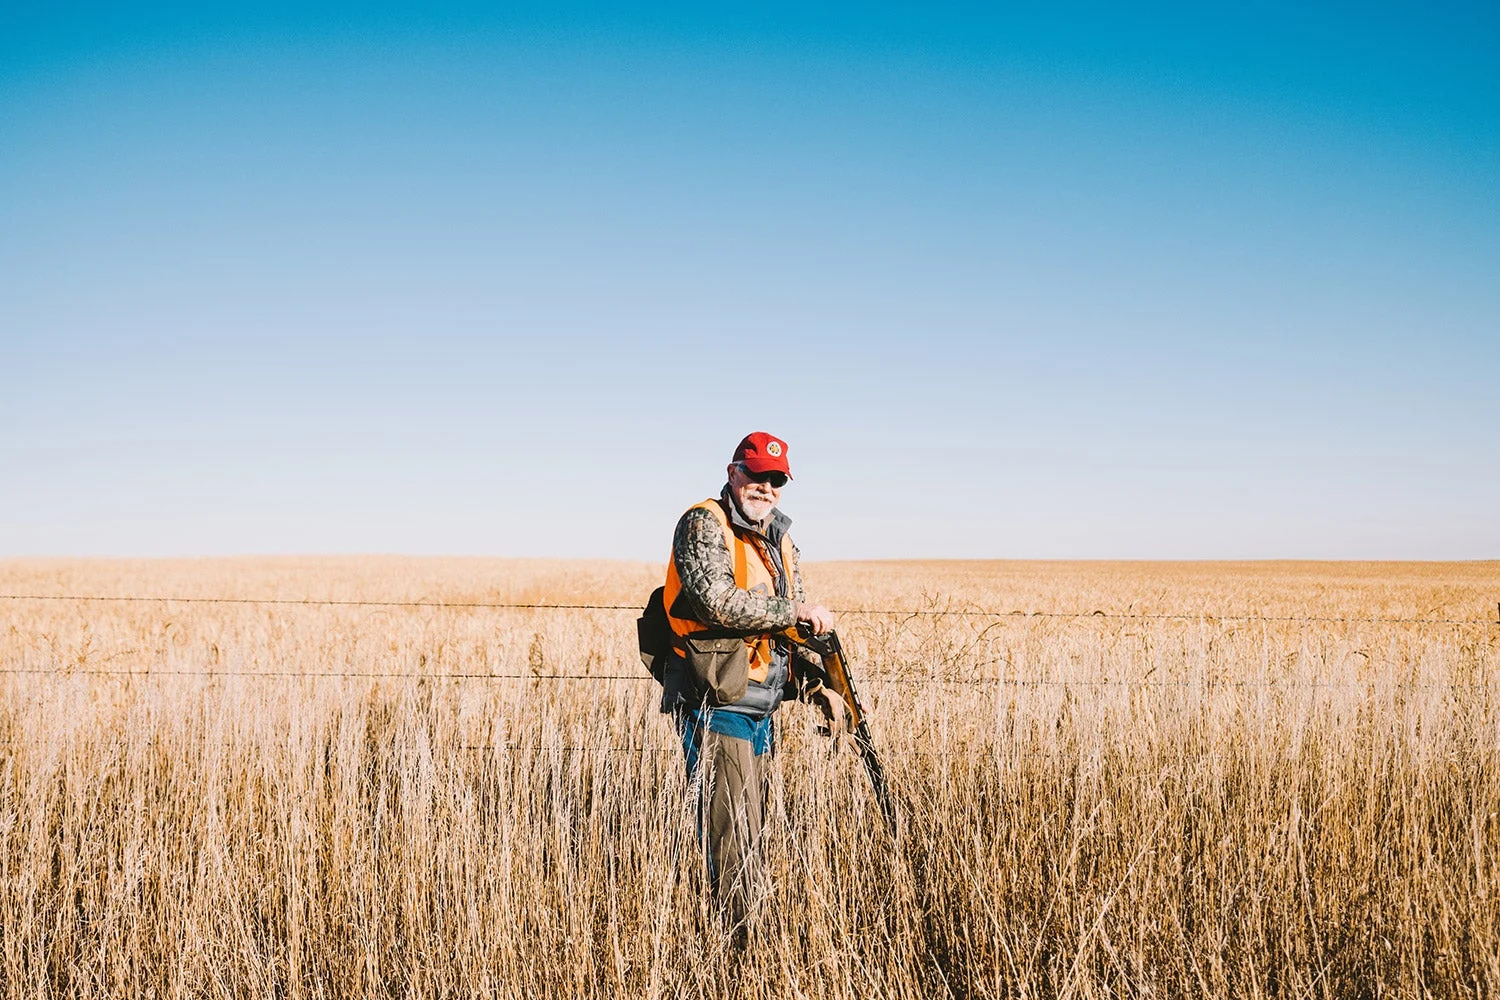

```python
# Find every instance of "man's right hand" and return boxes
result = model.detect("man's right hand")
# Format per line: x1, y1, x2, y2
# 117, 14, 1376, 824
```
795, 602, 835, 635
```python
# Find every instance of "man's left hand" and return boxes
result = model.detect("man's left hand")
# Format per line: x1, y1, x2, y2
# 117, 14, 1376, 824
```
811, 687, 849, 744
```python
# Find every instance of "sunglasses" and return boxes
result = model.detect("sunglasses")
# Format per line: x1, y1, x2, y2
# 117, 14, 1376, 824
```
736, 464, 789, 488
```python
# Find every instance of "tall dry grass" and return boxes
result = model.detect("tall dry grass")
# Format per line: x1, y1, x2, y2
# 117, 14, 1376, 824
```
1, 557, 1497, 998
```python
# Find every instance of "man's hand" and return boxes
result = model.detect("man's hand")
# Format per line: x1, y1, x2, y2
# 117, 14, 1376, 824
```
811, 687, 849, 744
795, 602, 835, 635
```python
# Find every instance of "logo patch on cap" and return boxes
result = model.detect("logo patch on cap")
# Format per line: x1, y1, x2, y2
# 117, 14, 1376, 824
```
766, 441, 783, 457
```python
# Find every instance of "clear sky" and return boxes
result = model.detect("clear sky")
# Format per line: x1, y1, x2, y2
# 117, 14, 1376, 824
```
3, 2, 1497, 560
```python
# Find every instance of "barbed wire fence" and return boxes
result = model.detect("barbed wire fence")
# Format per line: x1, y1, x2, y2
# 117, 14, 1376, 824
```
3, 592, 1497, 625
3, 592, 1497, 757
2, 592, 1495, 684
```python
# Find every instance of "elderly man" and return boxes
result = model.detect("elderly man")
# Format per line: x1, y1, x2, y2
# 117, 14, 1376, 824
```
660, 431, 842, 933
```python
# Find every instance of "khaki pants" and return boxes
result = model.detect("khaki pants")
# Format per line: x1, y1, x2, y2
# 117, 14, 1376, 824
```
696, 729, 767, 929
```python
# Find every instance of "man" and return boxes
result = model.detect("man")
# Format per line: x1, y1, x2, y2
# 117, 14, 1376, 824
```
660, 431, 843, 932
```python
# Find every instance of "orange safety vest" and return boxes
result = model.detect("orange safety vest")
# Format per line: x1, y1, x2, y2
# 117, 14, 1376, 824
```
663, 498, 797, 685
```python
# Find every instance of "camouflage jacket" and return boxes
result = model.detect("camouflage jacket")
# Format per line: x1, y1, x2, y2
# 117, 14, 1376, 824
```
670, 487, 804, 634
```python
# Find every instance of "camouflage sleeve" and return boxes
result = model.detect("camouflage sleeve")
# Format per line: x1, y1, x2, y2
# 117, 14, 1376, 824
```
672, 508, 798, 633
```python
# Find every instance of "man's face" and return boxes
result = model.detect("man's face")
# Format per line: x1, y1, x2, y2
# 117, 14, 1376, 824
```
727, 463, 784, 524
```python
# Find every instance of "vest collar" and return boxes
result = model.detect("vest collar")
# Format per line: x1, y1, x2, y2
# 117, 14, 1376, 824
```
719, 485, 792, 546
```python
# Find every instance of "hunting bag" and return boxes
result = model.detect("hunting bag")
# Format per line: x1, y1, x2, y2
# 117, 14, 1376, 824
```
636, 586, 673, 683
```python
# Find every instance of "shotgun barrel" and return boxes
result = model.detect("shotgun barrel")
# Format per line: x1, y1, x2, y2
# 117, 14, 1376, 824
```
789, 628, 897, 832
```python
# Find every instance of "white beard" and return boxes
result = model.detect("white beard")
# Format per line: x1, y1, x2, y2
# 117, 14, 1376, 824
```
736, 494, 776, 525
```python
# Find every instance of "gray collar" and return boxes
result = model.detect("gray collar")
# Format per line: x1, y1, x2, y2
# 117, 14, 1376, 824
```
719, 485, 792, 546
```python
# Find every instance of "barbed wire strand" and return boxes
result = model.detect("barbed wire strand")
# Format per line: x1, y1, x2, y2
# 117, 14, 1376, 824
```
0, 668, 646, 680
0, 742, 1491, 761
0, 666, 1492, 691
0, 743, 1126, 761
1, 593, 1496, 626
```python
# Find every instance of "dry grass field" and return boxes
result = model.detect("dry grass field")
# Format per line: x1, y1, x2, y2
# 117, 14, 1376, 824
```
1, 557, 1497, 999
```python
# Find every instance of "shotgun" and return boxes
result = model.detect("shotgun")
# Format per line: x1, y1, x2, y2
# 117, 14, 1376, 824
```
788, 628, 897, 833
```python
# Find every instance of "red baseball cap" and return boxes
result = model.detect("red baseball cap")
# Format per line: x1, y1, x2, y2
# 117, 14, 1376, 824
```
732, 432, 792, 477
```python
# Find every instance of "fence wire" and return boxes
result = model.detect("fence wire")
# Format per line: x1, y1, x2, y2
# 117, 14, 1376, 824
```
3, 593, 1497, 626
0, 666, 1492, 691
0, 742, 1135, 759
2, 592, 1496, 690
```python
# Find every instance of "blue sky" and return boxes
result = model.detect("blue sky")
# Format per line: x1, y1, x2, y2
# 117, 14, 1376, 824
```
3, 2, 1497, 559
